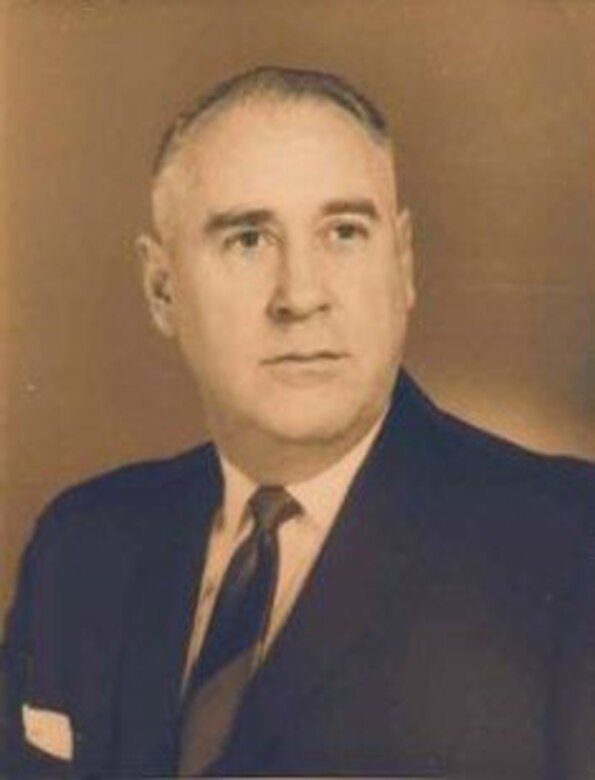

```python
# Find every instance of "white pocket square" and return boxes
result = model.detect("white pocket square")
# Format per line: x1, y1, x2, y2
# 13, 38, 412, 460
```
22, 703, 74, 761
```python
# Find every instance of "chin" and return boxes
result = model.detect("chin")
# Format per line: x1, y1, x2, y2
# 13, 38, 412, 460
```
257, 392, 376, 446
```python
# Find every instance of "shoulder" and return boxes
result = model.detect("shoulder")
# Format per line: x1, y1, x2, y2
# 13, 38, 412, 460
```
24, 442, 221, 563
392, 374, 595, 583
437, 402, 594, 518
401, 373, 594, 500
436, 404, 594, 556
47, 442, 213, 507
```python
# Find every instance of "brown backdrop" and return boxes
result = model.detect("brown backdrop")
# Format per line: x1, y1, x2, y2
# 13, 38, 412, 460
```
2, 0, 594, 622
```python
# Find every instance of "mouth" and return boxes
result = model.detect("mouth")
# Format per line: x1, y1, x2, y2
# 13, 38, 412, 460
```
260, 351, 349, 385
262, 351, 348, 365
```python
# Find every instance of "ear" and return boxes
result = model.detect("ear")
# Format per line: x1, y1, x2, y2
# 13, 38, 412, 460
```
136, 233, 177, 338
395, 208, 416, 310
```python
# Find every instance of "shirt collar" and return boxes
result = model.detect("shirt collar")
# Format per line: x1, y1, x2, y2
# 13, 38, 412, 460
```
218, 412, 386, 540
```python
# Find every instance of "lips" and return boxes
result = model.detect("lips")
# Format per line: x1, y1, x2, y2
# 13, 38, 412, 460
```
260, 351, 349, 385
262, 350, 348, 365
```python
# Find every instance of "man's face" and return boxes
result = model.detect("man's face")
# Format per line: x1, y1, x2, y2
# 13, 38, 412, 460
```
144, 98, 415, 466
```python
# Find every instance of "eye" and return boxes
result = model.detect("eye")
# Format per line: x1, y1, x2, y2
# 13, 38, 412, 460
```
328, 220, 369, 246
225, 228, 265, 252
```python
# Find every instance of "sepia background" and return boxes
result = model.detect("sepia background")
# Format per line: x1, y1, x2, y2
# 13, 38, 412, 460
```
1, 0, 594, 622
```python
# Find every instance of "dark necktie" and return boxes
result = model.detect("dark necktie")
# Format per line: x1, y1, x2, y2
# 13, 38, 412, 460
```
178, 485, 302, 776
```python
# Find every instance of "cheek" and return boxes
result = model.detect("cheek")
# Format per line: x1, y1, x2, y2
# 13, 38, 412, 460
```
347, 281, 409, 375
174, 274, 263, 372
346, 263, 406, 328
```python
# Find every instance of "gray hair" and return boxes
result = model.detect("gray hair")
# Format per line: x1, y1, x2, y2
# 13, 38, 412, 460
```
153, 65, 390, 178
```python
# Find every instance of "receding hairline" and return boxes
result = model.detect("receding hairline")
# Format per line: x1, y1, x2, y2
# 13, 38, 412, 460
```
152, 66, 393, 182
149, 68, 400, 248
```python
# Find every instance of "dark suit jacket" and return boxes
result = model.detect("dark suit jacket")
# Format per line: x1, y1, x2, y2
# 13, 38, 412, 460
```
2, 373, 595, 779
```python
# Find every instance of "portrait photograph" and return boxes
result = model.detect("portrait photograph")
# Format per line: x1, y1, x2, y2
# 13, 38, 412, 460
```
1, 2, 594, 777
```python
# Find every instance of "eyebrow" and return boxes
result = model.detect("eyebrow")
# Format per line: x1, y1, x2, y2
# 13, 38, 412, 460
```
202, 198, 380, 237
320, 198, 380, 221
203, 208, 275, 235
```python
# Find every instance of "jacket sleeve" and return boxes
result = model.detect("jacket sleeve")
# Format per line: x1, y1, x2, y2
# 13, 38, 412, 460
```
555, 467, 595, 779
1, 504, 76, 778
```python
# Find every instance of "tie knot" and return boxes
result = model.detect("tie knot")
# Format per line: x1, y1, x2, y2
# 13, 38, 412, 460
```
248, 485, 302, 533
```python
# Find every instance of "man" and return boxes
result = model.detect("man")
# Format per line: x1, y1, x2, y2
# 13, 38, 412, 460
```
2, 66, 594, 779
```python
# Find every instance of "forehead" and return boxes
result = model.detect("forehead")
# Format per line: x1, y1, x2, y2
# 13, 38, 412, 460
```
154, 98, 397, 232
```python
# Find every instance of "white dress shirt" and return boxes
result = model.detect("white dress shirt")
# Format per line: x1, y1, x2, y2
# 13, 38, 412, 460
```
182, 416, 385, 686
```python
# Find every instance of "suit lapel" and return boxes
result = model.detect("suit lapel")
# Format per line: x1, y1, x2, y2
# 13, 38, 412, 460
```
222, 374, 447, 769
114, 446, 223, 775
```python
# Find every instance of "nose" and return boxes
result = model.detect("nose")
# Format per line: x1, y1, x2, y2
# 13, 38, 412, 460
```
267, 243, 331, 323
